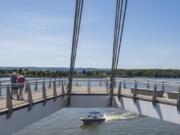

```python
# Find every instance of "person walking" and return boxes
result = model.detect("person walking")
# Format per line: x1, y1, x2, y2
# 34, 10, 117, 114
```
16, 74, 26, 100
10, 72, 18, 99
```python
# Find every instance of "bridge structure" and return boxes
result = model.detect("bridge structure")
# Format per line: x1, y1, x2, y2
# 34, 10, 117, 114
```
0, 78, 180, 112
0, 78, 180, 135
0, 0, 179, 134
0, 78, 180, 111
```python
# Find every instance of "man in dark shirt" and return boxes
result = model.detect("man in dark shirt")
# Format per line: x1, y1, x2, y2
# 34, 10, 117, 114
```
10, 72, 18, 99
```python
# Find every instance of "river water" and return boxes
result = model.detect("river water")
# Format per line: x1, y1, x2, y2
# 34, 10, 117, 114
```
13, 108, 180, 135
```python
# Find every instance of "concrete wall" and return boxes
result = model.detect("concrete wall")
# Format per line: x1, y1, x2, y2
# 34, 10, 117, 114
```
115, 96, 180, 124
0, 95, 110, 135
0, 97, 65, 135
70, 95, 110, 108
1, 95, 180, 135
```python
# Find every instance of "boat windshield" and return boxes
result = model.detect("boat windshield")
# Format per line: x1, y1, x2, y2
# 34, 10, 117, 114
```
88, 111, 101, 118
89, 111, 100, 115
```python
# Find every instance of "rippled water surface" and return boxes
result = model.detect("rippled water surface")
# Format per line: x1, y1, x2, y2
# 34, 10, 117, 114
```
14, 108, 180, 135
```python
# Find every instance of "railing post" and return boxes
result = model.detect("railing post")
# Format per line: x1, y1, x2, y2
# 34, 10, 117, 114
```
64, 80, 66, 86
118, 81, 122, 97
123, 79, 126, 89
48, 79, 51, 88
26, 83, 33, 108
34, 79, 38, 91
177, 87, 180, 110
88, 81, 91, 94
152, 84, 157, 102
66, 80, 69, 90
58, 79, 61, 86
133, 80, 137, 99
99, 80, 102, 87
42, 82, 47, 102
54, 78, 57, 85
6, 85, 13, 113
53, 81, 57, 98
62, 80, 65, 95
76, 81, 78, 86
114, 80, 116, 88
162, 81, 165, 92
106, 79, 109, 94
147, 80, 150, 89
0, 81, 1, 96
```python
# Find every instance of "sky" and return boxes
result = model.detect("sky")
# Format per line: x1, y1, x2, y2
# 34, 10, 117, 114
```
0, 0, 180, 69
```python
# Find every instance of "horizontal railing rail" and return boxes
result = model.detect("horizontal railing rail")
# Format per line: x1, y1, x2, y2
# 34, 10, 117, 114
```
1, 78, 180, 92
0, 77, 180, 114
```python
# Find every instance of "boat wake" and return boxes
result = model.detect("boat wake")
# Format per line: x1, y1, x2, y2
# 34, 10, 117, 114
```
103, 111, 138, 121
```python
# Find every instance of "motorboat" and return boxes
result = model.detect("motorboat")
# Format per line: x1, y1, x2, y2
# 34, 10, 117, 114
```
80, 111, 105, 125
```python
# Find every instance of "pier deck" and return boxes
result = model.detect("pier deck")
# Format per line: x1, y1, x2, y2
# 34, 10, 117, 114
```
0, 85, 178, 113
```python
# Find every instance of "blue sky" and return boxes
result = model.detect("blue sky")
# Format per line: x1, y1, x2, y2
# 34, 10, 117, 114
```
0, 0, 179, 69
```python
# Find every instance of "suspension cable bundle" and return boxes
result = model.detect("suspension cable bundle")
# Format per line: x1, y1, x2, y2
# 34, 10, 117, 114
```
67, 0, 84, 105
109, 0, 128, 105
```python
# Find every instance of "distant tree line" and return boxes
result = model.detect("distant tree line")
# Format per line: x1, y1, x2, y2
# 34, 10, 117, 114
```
116, 69, 180, 78
0, 68, 180, 78
0, 68, 109, 78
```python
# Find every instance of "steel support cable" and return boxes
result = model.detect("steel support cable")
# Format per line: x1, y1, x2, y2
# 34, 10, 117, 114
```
114, 0, 124, 69
71, 0, 82, 69
69, 0, 83, 88
71, 0, 83, 82
68, 0, 83, 103
111, 0, 120, 72
113, 0, 123, 71
110, 0, 121, 82
113, 0, 124, 86
109, 0, 121, 106
68, 0, 79, 95
68, 0, 82, 96
109, 0, 120, 102
109, 0, 128, 105
72, 1, 82, 69
111, 0, 123, 88
72, 0, 83, 69
115, 0, 128, 69
113, 0, 127, 77
110, 0, 121, 96
69, 0, 83, 94
72, 0, 83, 71
69, 0, 79, 74
70, 0, 80, 81
111, 0, 119, 68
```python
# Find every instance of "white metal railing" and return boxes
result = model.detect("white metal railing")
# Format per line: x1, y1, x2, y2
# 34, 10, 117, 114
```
1, 77, 180, 114
0, 79, 67, 112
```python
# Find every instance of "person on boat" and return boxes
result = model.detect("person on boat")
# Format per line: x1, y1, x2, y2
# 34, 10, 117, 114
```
16, 74, 26, 100
10, 72, 18, 99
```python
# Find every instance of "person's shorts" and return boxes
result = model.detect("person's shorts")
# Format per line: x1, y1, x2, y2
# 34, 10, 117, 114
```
11, 85, 18, 90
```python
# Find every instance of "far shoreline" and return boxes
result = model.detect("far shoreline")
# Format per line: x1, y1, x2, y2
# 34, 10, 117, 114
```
1, 67, 180, 78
